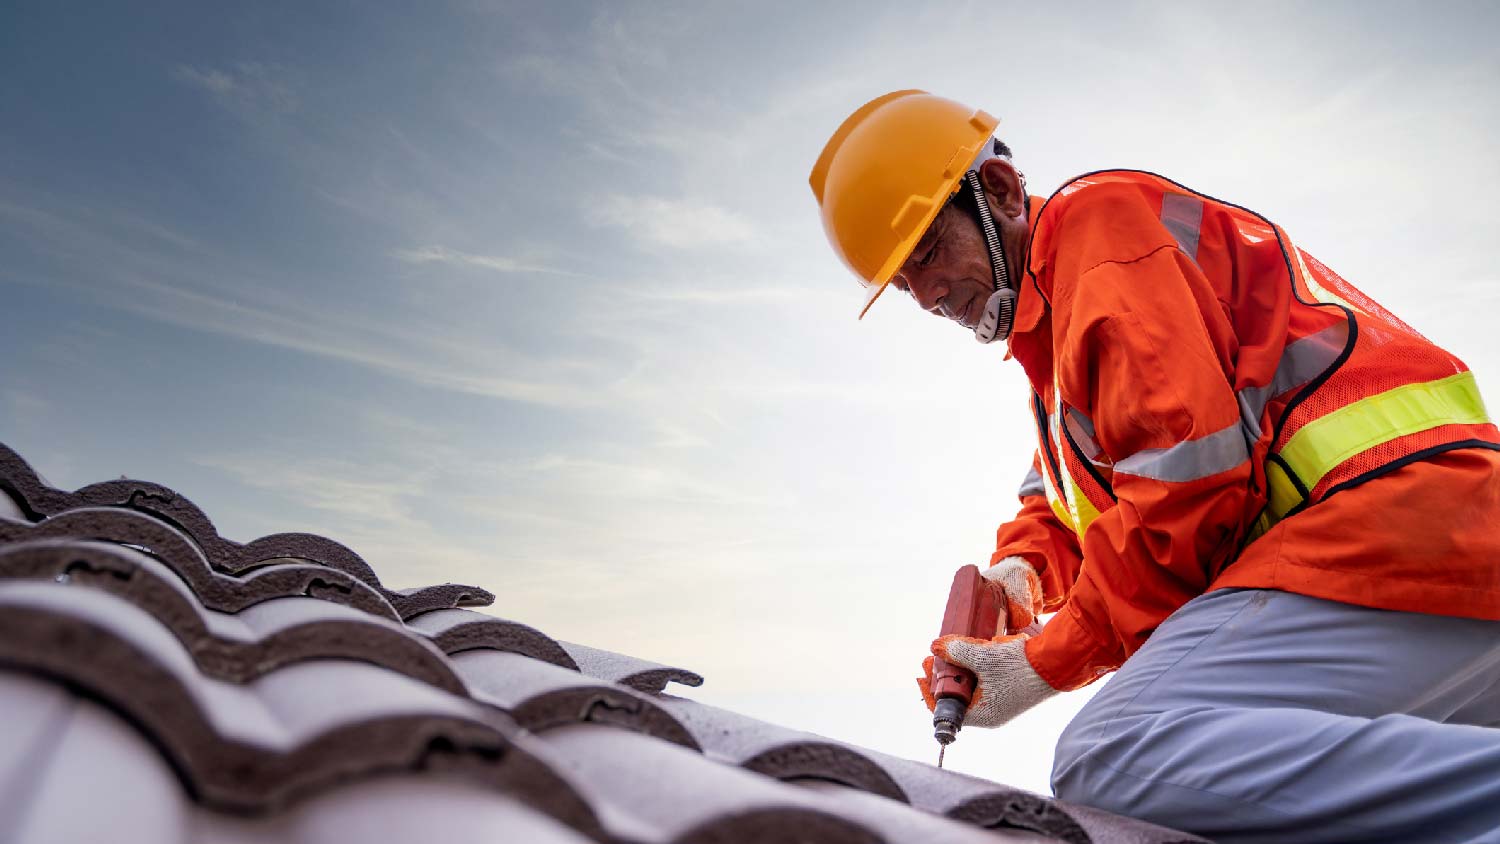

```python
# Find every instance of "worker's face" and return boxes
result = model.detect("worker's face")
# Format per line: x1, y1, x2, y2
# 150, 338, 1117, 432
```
889, 202, 996, 330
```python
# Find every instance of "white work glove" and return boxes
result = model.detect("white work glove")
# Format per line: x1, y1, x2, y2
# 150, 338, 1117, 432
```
917, 556, 1056, 728
980, 555, 1045, 632
929, 630, 1057, 728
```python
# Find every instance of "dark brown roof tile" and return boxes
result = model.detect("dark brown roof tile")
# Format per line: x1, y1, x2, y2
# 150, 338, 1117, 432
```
794, 780, 1059, 844
0, 444, 491, 619
0, 539, 465, 694
658, 694, 907, 803
0, 579, 604, 836
0, 507, 401, 620
406, 606, 579, 669
2, 671, 602, 844
536, 723, 884, 844
559, 639, 705, 693
453, 649, 700, 748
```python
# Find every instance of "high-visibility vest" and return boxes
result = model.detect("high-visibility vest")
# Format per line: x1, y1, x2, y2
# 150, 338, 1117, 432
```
1025, 171, 1500, 548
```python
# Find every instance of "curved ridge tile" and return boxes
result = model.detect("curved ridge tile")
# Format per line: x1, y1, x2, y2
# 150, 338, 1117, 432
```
406, 608, 578, 670
389, 583, 497, 617
240, 535, 494, 618
0, 679, 604, 844
558, 640, 704, 693
0, 508, 400, 621
201, 774, 605, 844
0, 581, 606, 838
0, 442, 66, 520
0, 444, 493, 617
842, 750, 1107, 842
1044, 802, 1209, 844
656, 696, 906, 803
793, 780, 1056, 844
537, 724, 880, 844
656, 693, 1122, 841
0, 539, 466, 695
451, 650, 700, 750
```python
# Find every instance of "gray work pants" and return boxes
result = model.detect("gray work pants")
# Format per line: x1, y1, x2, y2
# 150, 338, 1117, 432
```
1052, 589, 1500, 843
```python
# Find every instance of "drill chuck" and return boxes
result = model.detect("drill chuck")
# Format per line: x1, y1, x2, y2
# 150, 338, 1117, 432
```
933, 696, 966, 745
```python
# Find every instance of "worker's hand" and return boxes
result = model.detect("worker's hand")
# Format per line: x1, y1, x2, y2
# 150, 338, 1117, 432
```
981, 556, 1044, 632
918, 631, 1058, 728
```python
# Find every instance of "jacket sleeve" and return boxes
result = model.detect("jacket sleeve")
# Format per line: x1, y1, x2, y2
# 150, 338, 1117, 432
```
990, 453, 1082, 611
1023, 187, 1254, 691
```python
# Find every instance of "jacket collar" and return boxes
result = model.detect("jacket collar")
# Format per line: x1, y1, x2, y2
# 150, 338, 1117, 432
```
1005, 194, 1049, 356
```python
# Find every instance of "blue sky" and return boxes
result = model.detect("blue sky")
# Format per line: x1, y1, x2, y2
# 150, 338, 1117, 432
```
4, 1, 1498, 792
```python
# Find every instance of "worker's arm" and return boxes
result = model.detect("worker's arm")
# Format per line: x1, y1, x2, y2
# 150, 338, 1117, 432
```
1024, 186, 1254, 692
990, 452, 1083, 612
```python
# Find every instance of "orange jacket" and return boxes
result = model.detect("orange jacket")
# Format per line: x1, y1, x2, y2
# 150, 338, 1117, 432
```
995, 171, 1500, 692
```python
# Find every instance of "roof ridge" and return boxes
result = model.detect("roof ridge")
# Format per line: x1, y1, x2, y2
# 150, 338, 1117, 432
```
0, 443, 492, 618
0, 507, 399, 619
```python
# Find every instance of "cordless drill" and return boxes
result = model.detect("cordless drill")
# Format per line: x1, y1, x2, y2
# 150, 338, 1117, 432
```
931, 564, 1008, 766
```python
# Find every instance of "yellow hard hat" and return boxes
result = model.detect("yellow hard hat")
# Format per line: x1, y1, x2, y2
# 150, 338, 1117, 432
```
809, 90, 999, 318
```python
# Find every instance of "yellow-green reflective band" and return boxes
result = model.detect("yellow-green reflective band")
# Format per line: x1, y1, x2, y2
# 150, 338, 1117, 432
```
1071, 478, 1101, 536
1274, 371, 1491, 513
1264, 458, 1304, 520
1048, 493, 1071, 529
1245, 509, 1275, 544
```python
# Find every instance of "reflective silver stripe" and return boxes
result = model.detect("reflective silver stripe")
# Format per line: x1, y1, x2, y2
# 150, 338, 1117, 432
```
1063, 406, 1102, 462
1114, 422, 1249, 483
1019, 464, 1046, 498
1236, 322, 1350, 441
1160, 193, 1203, 262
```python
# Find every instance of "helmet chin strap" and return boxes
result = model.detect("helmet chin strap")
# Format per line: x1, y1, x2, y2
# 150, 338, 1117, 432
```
960, 169, 1016, 345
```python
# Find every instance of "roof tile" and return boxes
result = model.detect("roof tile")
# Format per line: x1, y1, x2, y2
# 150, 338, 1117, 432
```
0, 443, 490, 618
0, 507, 399, 619
452, 649, 700, 748
406, 607, 579, 669
558, 639, 705, 693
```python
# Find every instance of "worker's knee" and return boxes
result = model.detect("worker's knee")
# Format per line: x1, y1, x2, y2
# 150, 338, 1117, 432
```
1050, 706, 1119, 807
1051, 704, 1247, 834
1050, 703, 1181, 821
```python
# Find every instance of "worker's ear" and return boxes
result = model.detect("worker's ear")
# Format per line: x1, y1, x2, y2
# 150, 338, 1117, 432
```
978, 158, 1026, 221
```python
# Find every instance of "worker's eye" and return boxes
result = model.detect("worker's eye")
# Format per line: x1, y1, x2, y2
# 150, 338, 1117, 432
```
918, 236, 940, 267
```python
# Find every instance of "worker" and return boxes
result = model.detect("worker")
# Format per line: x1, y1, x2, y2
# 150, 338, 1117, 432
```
808, 90, 1500, 843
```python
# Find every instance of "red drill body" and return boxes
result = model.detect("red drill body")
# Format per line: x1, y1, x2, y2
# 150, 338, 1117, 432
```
932, 564, 1008, 759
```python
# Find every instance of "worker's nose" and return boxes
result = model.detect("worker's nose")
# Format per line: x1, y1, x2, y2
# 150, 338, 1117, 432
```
907, 273, 947, 313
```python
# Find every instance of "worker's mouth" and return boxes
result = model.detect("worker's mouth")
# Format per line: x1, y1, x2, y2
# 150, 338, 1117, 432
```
944, 292, 981, 328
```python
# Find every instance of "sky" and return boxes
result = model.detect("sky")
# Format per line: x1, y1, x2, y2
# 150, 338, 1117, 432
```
2, 1, 1498, 795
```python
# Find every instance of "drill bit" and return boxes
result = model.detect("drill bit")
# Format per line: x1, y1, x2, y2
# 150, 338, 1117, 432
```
933, 696, 963, 769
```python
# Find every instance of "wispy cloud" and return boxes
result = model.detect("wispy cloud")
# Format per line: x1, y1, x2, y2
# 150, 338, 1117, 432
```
620, 283, 824, 306
173, 65, 236, 96
393, 245, 575, 276
109, 273, 605, 408
595, 194, 757, 250
493, 452, 787, 508
2, 191, 615, 409
172, 62, 299, 114
193, 451, 420, 527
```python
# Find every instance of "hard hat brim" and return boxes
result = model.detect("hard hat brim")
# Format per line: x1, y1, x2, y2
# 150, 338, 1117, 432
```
858, 275, 893, 320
